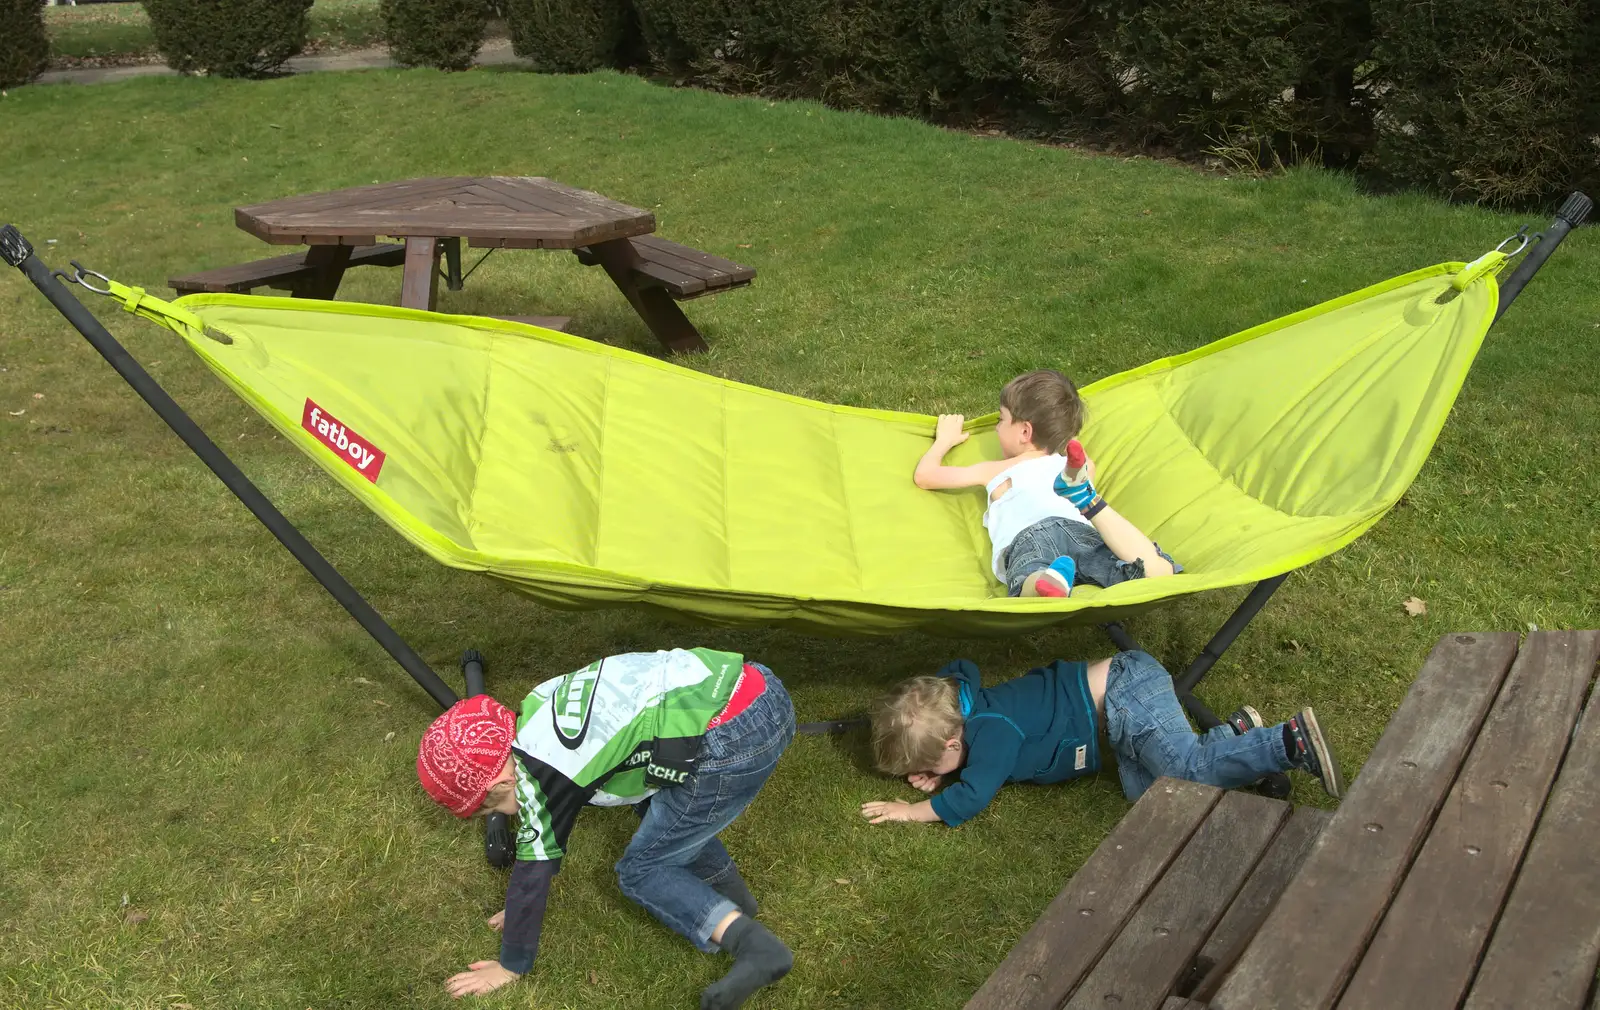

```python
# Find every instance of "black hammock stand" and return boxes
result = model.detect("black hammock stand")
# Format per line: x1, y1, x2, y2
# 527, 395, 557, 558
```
1, 191, 1588, 850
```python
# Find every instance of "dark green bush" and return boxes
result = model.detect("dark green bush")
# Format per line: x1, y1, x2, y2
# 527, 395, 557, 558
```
506, 0, 639, 73
1372, 0, 1598, 205
1090, 0, 1371, 166
143, 0, 314, 78
0, 0, 49, 89
381, 0, 489, 71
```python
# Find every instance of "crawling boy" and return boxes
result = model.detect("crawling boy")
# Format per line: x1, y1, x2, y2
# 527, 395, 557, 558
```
860, 651, 1339, 827
417, 648, 795, 1007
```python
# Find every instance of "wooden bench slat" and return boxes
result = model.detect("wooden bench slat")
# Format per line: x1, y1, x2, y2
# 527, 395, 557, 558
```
1461, 632, 1600, 1010
170, 243, 405, 295
964, 779, 1222, 1010
1065, 791, 1290, 1010
1211, 633, 1521, 1010
1186, 805, 1329, 998
1339, 631, 1600, 1010
632, 235, 757, 283
573, 236, 754, 299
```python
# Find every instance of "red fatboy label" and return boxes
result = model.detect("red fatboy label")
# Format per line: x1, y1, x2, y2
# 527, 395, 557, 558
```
301, 399, 386, 483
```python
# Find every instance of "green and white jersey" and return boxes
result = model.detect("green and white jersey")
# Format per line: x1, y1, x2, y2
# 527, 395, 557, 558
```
510, 648, 744, 862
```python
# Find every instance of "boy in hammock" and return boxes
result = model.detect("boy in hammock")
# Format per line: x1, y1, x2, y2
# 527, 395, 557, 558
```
859, 650, 1341, 829
416, 649, 795, 1007
913, 368, 1179, 597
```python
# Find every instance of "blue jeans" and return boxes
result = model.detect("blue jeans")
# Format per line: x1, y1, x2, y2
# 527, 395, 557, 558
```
615, 667, 794, 953
1003, 517, 1182, 597
1103, 651, 1290, 800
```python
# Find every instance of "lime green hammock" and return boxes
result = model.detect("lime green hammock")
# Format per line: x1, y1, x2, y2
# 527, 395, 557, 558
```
114, 250, 1505, 636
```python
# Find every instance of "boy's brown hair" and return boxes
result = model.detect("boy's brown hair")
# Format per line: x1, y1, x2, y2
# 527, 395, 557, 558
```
1000, 369, 1083, 453
869, 676, 965, 776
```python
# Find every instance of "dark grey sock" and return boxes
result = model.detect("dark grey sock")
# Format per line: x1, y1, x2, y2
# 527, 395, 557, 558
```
701, 915, 793, 1010
711, 867, 759, 918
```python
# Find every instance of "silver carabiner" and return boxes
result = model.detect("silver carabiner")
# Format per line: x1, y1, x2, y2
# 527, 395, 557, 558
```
53, 260, 114, 296
1495, 226, 1531, 258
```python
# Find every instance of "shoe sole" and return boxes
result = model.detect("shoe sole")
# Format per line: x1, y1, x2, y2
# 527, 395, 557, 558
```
1033, 570, 1071, 597
1299, 707, 1343, 799
1241, 705, 1263, 730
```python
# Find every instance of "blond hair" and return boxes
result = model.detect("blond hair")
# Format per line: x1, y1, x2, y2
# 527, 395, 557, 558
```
870, 676, 965, 776
1000, 369, 1083, 454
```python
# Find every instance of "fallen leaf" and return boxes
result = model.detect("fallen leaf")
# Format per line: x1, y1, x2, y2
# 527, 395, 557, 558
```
371, 698, 390, 708
352, 676, 375, 686
125, 910, 149, 926
32, 392, 43, 399
383, 731, 396, 742
121, 892, 130, 907
834, 878, 851, 885
587, 970, 600, 985
1403, 596, 1428, 617
737, 243, 752, 249
7, 410, 22, 417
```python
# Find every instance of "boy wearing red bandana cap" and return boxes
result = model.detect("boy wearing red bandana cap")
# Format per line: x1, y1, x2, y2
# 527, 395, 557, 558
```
417, 648, 795, 1008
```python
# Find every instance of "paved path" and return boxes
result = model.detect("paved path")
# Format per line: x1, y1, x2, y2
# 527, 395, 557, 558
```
37, 38, 524, 85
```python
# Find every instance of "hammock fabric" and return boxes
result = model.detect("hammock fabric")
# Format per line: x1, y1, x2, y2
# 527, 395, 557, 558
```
112, 250, 1505, 636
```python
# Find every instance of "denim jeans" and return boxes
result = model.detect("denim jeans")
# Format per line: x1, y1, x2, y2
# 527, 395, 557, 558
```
1003, 517, 1182, 597
615, 667, 794, 953
1103, 651, 1290, 800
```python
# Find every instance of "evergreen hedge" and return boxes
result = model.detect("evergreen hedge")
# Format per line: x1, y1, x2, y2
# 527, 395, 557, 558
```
1371, 0, 1600, 205
381, 0, 489, 72
143, 0, 315, 78
505, 0, 641, 73
1, 0, 49, 89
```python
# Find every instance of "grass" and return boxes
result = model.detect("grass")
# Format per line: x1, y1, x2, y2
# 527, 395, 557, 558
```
1, 67, 1597, 1009
43, 0, 409, 67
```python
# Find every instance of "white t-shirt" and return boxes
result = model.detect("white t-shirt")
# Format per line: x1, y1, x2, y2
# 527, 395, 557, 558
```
981, 454, 1092, 580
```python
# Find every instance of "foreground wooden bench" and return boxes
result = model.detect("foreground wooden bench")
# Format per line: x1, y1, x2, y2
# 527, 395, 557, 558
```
968, 630, 1600, 1010
966, 781, 1328, 1010
169, 243, 406, 297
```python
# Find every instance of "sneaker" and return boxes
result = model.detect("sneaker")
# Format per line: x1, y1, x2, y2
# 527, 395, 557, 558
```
1285, 708, 1342, 798
1033, 556, 1077, 598
1225, 705, 1264, 736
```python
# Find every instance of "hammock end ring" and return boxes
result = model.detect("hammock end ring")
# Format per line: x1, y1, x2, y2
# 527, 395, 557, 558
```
1494, 226, 1531, 259
57, 260, 114, 296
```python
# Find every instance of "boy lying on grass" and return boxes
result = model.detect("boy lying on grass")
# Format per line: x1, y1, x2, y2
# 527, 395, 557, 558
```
417, 649, 795, 1007
860, 650, 1340, 827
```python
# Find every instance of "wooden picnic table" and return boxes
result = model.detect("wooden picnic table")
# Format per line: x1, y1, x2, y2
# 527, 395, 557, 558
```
967, 630, 1600, 1010
169, 177, 756, 353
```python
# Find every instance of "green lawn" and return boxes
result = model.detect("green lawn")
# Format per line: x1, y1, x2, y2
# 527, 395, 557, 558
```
1, 68, 1596, 1009
43, 0, 413, 66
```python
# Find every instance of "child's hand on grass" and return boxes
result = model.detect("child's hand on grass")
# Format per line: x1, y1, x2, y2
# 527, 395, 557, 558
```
906, 772, 941, 793
934, 414, 969, 447
487, 909, 505, 931
446, 961, 521, 998
860, 799, 939, 824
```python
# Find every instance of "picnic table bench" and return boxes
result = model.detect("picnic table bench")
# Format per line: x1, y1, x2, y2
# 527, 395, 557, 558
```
167, 177, 755, 353
967, 629, 1600, 1010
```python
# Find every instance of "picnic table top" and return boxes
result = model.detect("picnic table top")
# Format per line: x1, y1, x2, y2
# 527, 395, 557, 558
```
234, 177, 656, 249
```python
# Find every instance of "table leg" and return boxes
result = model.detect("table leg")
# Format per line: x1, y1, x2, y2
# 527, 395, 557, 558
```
291, 244, 354, 300
588, 238, 709, 354
442, 238, 464, 292
401, 237, 441, 311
